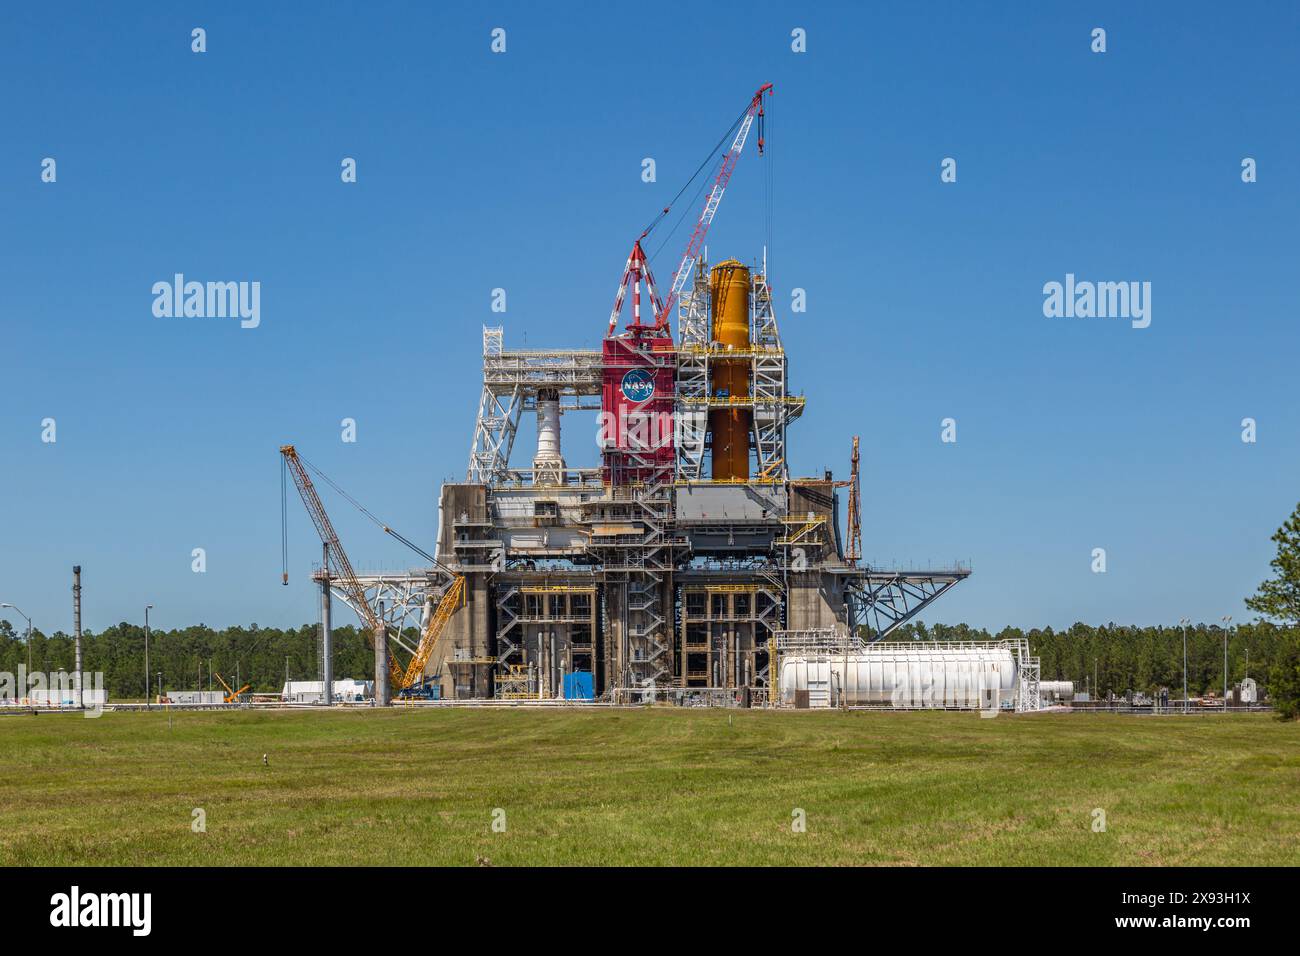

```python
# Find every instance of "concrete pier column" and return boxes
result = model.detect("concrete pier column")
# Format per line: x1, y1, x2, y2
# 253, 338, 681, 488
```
321, 544, 333, 706
374, 600, 390, 706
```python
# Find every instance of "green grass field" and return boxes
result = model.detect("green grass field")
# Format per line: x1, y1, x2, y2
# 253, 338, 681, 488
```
2, 708, 1296, 866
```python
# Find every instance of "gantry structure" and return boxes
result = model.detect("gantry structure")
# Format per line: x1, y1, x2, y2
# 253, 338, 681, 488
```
316, 85, 971, 703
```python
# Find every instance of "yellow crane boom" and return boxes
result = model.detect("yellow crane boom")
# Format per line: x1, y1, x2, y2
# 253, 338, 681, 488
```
280, 444, 465, 693
214, 672, 250, 703
401, 573, 466, 689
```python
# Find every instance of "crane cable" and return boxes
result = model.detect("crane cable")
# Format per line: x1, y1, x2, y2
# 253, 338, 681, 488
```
294, 452, 451, 575
640, 99, 752, 247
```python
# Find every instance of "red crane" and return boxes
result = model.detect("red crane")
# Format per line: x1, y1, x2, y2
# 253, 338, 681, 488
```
606, 83, 773, 338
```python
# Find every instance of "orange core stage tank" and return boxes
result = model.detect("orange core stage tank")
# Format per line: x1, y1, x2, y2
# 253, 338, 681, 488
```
709, 260, 751, 481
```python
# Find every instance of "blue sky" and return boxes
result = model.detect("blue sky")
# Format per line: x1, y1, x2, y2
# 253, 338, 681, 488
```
2, 1, 1297, 635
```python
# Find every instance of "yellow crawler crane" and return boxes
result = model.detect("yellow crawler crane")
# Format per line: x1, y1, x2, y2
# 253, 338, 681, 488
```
280, 444, 465, 696
400, 573, 466, 691
214, 672, 250, 703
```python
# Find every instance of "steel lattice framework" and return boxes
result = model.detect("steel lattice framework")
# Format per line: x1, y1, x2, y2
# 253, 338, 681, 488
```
468, 326, 603, 483
844, 568, 973, 643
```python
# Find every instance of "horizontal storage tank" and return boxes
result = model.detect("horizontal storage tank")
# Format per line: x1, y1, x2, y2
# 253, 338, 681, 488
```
779, 644, 1018, 709
1039, 680, 1074, 702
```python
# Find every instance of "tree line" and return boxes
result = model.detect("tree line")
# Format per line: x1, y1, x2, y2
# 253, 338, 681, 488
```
0, 615, 1293, 703
5, 501, 1300, 713
0, 620, 377, 699
883, 619, 1293, 699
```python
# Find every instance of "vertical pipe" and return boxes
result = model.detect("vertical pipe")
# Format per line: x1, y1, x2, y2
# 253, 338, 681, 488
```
72, 565, 82, 708
321, 543, 333, 706
373, 599, 390, 706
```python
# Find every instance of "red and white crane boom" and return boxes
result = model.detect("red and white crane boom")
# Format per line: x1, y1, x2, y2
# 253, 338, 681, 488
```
656, 83, 772, 329
606, 83, 773, 338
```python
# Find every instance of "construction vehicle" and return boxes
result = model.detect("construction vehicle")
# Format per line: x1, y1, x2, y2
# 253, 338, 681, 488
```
214, 672, 250, 704
280, 445, 465, 699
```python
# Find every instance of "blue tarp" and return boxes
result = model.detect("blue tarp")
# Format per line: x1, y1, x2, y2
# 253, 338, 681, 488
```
563, 671, 594, 700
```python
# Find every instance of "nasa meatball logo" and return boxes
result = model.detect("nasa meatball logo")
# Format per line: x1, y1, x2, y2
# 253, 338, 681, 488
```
620, 368, 655, 404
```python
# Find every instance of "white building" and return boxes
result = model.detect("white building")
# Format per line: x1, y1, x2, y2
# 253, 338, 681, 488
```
281, 679, 372, 703
164, 690, 226, 704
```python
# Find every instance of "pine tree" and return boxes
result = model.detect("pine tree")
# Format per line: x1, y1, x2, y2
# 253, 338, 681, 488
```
1246, 502, 1300, 718
1247, 502, 1300, 626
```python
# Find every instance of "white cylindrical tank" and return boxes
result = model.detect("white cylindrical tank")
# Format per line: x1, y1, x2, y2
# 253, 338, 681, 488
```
1039, 680, 1074, 702
778, 644, 1018, 708
533, 388, 565, 480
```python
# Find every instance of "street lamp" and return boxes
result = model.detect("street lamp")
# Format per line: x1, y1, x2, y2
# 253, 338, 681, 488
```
144, 605, 154, 705
1221, 615, 1232, 711
1179, 618, 1191, 714
0, 604, 33, 699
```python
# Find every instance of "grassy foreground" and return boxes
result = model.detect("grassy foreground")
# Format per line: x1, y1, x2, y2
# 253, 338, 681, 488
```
1, 708, 1296, 866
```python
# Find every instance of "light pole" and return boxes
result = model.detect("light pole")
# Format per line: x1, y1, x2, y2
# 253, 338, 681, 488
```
1221, 615, 1232, 710
144, 604, 153, 705
0, 604, 33, 698
1179, 618, 1191, 714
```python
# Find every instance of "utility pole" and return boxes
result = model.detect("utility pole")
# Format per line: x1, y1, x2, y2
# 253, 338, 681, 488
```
1179, 618, 1190, 714
144, 605, 153, 705
72, 566, 83, 708
1222, 615, 1232, 710
0, 604, 33, 698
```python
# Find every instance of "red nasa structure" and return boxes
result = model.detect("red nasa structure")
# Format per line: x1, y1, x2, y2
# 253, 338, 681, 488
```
600, 84, 773, 486
600, 239, 676, 484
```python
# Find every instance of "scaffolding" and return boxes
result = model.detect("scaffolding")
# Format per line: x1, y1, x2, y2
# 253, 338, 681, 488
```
469, 326, 603, 484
